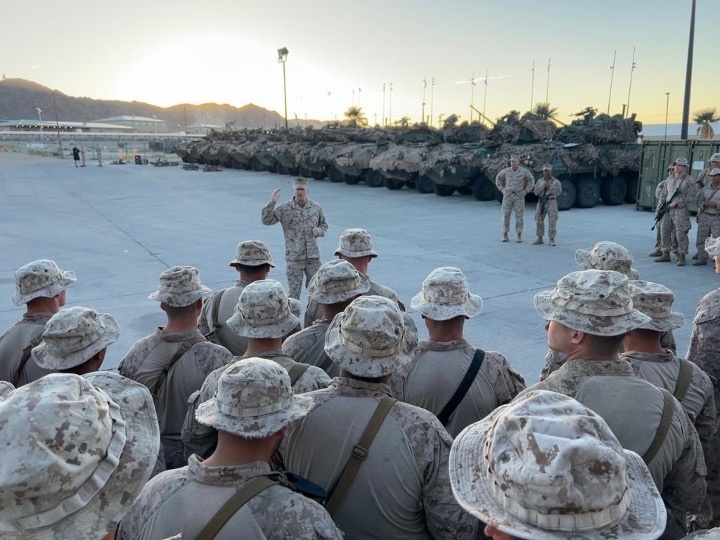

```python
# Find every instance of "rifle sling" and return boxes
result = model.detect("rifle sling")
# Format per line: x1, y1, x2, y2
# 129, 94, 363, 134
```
437, 349, 486, 426
151, 336, 205, 398
288, 362, 310, 385
673, 359, 693, 402
14, 335, 43, 386
211, 289, 226, 332
642, 388, 675, 465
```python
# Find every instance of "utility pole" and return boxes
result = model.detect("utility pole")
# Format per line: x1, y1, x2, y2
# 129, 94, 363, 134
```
482, 70, 489, 121
530, 60, 535, 111
545, 58, 551, 102
626, 46, 636, 118
681, 0, 696, 140
430, 77, 435, 128
665, 92, 670, 141
389, 83, 393, 126
421, 79, 427, 125
52, 92, 62, 157
469, 71, 476, 123
607, 50, 616, 115
382, 83, 386, 126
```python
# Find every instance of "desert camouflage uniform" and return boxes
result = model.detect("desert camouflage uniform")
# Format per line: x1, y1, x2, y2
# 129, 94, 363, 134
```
621, 349, 717, 452
689, 288, 720, 526
660, 174, 696, 256
198, 280, 250, 355
282, 320, 338, 377
495, 166, 534, 238
182, 352, 331, 459
119, 328, 232, 469
524, 359, 706, 537
389, 339, 526, 437
533, 175, 562, 240
695, 183, 720, 263
303, 279, 405, 327
655, 177, 678, 252
116, 456, 342, 540
261, 198, 328, 299
684, 528, 720, 539
0, 313, 54, 386
276, 377, 479, 540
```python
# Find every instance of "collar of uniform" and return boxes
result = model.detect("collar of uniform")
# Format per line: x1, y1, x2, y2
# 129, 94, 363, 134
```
21, 312, 54, 324
331, 377, 393, 397
291, 198, 312, 209
242, 350, 294, 369
560, 358, 634, 376
618, 350, 676, 364
235, 279, 251, 287
414, 338, 472, 354
188, 455, 272, 486
158, 327, 205, 342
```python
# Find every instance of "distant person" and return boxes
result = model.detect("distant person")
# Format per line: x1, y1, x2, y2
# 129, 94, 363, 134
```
80, 146, 86, 167
97, 145, 103, 166
72, 145, 80, 167
693, 168, 720, 266
650, 164, 678, 257
655, 157, 696, 266
532, 164, 562, 246
495, 155, 534, 243
261, 177, 328, 299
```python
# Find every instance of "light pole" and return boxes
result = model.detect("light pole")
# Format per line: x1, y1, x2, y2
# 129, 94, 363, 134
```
36, 107, 42, 141
626, 46, 636, 118
421, 79, 427, 125
430, 77, 435, 128
665, 92, 670, 141
530, 60, 535, 111
607, 50, 616, 115
382, 83, 386, 126
277, 47, 289, 130
469, 71, 476, 123
389, 83, 393, 126
680, 0, 696, 140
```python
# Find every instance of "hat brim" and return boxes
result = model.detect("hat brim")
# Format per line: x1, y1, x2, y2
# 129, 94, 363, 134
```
534, 290, 652, 336
309, 274, 371, 305
0, 381, 14, 399
226, 311, 301, 339
324, 311, 411, 378
449, 417, 666, 540
574, 249, 591, 268
195, 393, 314, 439
410, 292, 482, 320
228, 258, 276, 268
334, 249, 378, 259
12, 271, 77, 307
148, 284, 212, 307
637, 311, 684, 332
32, 314, 120, 370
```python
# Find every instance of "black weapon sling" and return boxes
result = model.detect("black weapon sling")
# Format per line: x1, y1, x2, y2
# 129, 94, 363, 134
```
437, 349, 485, 426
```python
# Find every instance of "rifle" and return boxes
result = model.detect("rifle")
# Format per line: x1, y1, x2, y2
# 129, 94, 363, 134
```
539, 189, 548, 215
652, 187, 680, 231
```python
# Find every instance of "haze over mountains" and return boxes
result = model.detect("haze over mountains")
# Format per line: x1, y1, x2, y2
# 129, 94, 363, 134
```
0, 78, 325, 130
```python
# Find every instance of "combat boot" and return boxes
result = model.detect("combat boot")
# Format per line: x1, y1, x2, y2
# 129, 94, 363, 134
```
677, 253, 686, 266
693, 259, 707, 266
655, 252, 671, 263
549, 237, 556, 246
517, 233, 522, 243
532, 236, 543, 245
648, 249, 663, 257
502, 233, 509, 242
692, 253, 699, 260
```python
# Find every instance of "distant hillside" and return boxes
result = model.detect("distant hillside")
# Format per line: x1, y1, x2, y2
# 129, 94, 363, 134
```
0, 78, 325, 130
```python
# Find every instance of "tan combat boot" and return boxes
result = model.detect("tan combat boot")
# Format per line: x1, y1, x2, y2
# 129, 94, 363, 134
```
549, 237, 556, 246
655, 252, 671, 263
502, 233, 509, 242
692, 253, 699, 260
677, 253, 686, 266
648, 249, 663, 257
532, 236, 543, 245
517, 233, 522, 243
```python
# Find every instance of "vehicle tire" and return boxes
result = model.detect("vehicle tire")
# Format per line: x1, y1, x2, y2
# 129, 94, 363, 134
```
365, 170, 384, 188
625, 177, 639, 204
311, 168, 327, 181
251, 157, 264, 172
495, 187, 504, 203
344, 174, 361, 185
328, 166, 344, 183
416, 174, 435, 194
472, 174, 496, 201
600, 176, 627, 206
276, 165, 288, 175
457, 187, 472, 195
576, 177, 600, 208
434, 184, 455, 196
287, 166, 299, 176
385, 178, 404, 190
406, 178, 416, 190
557, 179, 576, 211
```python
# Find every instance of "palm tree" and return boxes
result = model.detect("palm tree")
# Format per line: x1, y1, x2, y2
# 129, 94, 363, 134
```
344, 106, 368, 127
532, 102, 559, 121
693, 108, 719, 139
442, 114, 459, 129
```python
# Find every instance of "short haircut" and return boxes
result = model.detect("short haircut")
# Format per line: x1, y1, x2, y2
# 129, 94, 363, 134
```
585, 333, 626, 355
162, 302, 198, 318
235, 263, 271, 274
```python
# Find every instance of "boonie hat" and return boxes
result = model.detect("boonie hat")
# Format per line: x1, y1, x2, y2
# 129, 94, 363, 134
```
148, 266, 211, 307
229, 240, 275, 267
226, 279, 300, 339
308, 259, 370, 304
334, 228, 378, 259
32, 306, 121, 370
666, 164, 674, 172
675, 157, 689, 166
0, 381, 13, 399
575, 241, 639, 279
709, 168, 720, 177
628, 280, 684, 332
449, 390, 666, 540
705, 236, 720, 258
293, 177, 309, 188
510, 154, 520, 161
325, 295, 413, 378
0, 372, 159, 539
195, 357, 314, 439
542, 164, 553, 171
12, 259, 76, 307
534, 269, 651, 336
411, 267, 482, 320
710, 153, 720, 163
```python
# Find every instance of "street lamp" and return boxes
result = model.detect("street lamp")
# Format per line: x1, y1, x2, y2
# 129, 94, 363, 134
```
36, 107, 42, 140
277, 47, 289, 130
664, 92, 670, 141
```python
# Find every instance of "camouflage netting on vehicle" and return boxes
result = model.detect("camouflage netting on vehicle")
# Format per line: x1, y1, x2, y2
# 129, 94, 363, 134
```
370, 145, 428, 175
598, 146, 642, 175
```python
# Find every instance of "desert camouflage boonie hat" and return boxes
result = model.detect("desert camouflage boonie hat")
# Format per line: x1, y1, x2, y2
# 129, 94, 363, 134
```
628, 280, 684, 332
195, 357, 314, 439
148, 266, 212, 307
325, 295, 413, 378
334, 228, 378, 258
229, 240, 275, 267
706, 236, 720, 258
675, 157, 689, 167
575, 241, 639, 279
709, 168, 720, 177
542, 164, 553, 171
226, 279, 300, 339
0, 372, 159, 539
711, 153, 720, 163
0, 381, 13, 399
510, 155, 520, 162
534, 270, 651, 336
12, 259, 76, 306
411, 267, 482, 320
308, 259, 370, 304
449, 390, 666, 540
293, 177, 309, 188
32, 306, 121, 370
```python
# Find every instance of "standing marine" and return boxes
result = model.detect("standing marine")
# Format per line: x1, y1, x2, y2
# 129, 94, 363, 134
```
495, 155, 534, 243
532, 163, 562, 246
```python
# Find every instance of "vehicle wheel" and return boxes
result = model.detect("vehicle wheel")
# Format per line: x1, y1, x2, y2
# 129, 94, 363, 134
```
576, 177, 600, 208
344, 174, 361, 185
472, 174, 496, 201
311, 168, 327, 181
600, 176, 627, 206
385, 178, 404, 190
457, 187, 472, 195
557, 179, 576, 211
251, 157, 264, 172
287, 166, 299, 176
416, 174, 435, 193
625, 177, 639, 204
434, 184, 455, 196
276, 165, 288, 175
365, 170, 385, 188
328, 166, 344, 183
406, 177, 416, 190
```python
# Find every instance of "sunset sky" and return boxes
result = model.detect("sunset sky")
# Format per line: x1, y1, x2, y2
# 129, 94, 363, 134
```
3, 0, 718, 126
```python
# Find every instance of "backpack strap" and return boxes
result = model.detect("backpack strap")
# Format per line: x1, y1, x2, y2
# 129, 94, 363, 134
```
325, 396, 397, 515
674, 359, 694, 402
13, 334, 44, 386
151, 336, 206, 399
437, 349, 485, 426
643, 388, 675, 464
196, 474, 283, 540
288, 362, 310, 386
210, 289, 227, 333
